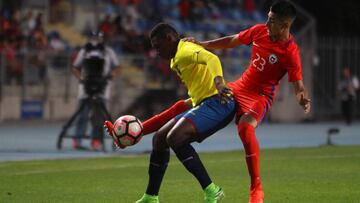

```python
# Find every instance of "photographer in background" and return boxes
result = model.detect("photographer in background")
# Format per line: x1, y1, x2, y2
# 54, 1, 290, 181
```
338, 67, 359, 125
72, 31, 120, 150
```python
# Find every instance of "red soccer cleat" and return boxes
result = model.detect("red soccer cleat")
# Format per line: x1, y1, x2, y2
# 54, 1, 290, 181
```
249, 186, 264, 203
104, 120, 126, 149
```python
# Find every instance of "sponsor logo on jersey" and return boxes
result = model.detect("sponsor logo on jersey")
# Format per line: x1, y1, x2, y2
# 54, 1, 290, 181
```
268, 54, 278, 64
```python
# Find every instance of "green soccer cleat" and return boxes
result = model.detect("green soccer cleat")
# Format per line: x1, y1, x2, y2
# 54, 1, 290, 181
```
204, 183, 225, 203
135, 193, 159, 203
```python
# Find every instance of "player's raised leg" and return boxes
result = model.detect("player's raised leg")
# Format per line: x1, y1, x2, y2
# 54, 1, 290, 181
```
237, 114, 264, 203
142, 99, 191, 135
104, 99, 192, 148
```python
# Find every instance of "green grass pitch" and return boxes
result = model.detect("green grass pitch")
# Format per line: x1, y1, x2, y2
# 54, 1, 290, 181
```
0, 145, 359, 203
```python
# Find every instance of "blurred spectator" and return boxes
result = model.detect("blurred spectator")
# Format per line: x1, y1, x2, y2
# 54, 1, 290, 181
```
49, 0, 72, 24
244, 0, 256, 13
207, 1, 222, 20
122, 15, 139, 36
125, 1, 141, 22
49, 32, 66, 52
27, 35, 48, 83
21, 11, 36, 39
21, 12, 48, 84
34, 13, 44, 30
3, 38, 22, 85
99, 15, 113, 39
112, 15, 125, 37
179, 0, 191, 22
0, 0, 20, 20
191, 0, 206, 22
7, 11, 22, 40
138, 0, 162, 22
338, 67, 359, 125
30, 27, 48, 49
0, 15, 11, 33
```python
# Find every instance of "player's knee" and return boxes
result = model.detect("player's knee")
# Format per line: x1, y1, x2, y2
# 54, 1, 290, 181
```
166, 130, 183, 150
239, 114, 258, 126
167, 131, 195, 151
166, 131, 176, 149
237, 122, 253, 141
152, 132, 168, 151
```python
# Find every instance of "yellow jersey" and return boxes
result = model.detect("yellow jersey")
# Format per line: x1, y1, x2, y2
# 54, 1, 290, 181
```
170, 40, 224, 106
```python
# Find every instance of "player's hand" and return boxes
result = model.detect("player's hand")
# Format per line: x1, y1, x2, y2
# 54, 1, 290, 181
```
214, 76, 233, 103
217, 83, 233, 104
104, 121, 126, 149
298, 93, 311, 114
214, 80, 233, 105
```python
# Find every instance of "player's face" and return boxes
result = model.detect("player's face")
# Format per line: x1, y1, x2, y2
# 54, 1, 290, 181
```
266, 11, 285, 40
151, 35, 173, 59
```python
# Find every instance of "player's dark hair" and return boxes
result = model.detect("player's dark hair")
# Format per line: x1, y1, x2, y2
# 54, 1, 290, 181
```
271, 0, 296, 21
150, 23, 179, 39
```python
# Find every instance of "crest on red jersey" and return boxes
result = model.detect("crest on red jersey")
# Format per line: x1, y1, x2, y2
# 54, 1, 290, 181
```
268, 54, 278, 64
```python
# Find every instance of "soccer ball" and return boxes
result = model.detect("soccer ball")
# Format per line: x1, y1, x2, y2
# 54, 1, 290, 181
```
113, 115, 144, 147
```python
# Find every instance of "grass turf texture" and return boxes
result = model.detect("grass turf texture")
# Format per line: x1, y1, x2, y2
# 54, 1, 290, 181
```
0, 145, 359, 203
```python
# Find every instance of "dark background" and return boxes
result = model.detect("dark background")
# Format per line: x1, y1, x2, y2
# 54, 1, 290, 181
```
261, 0, 360, 37
292, 0, 360, 37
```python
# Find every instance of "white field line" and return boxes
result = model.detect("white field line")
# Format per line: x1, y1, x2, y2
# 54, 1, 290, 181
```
262, 153, 360, 161
5, 153, 360, 176
9, 163, 148, 176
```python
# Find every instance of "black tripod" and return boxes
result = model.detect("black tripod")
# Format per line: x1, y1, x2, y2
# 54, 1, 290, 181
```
57, 93, 112, 151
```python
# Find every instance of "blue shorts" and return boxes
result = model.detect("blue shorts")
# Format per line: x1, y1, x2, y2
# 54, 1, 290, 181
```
175, 95, 235, 142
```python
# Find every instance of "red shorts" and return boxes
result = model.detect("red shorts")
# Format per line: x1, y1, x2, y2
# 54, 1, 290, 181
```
228, 82, 275, 124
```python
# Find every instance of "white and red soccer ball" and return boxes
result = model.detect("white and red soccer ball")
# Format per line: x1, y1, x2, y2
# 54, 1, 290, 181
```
113, 115, 143, 147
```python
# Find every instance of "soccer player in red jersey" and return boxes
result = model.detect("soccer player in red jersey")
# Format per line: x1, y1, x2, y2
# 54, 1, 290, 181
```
183, 0, 311, 202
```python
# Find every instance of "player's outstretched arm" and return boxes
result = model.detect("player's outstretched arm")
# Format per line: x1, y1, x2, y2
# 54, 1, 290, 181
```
292, 80, 311, 113
182, 34, 241, 49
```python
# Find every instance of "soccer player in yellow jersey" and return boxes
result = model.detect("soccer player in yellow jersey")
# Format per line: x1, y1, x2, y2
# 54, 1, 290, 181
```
134, 23, 235, 203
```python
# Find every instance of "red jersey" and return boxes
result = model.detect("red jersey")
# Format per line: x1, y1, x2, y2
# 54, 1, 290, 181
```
229, 24, 302, 97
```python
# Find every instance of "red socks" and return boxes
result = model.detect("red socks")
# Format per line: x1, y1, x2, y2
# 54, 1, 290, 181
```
142, 100, 190, 135
237, 122, 261, 190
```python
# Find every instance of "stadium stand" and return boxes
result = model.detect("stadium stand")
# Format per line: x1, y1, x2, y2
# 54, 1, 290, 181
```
2, 0, 358, 123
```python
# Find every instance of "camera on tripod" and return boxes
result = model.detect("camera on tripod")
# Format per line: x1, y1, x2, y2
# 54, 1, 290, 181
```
82, 42, 109, 96
57, 32, 116, 151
